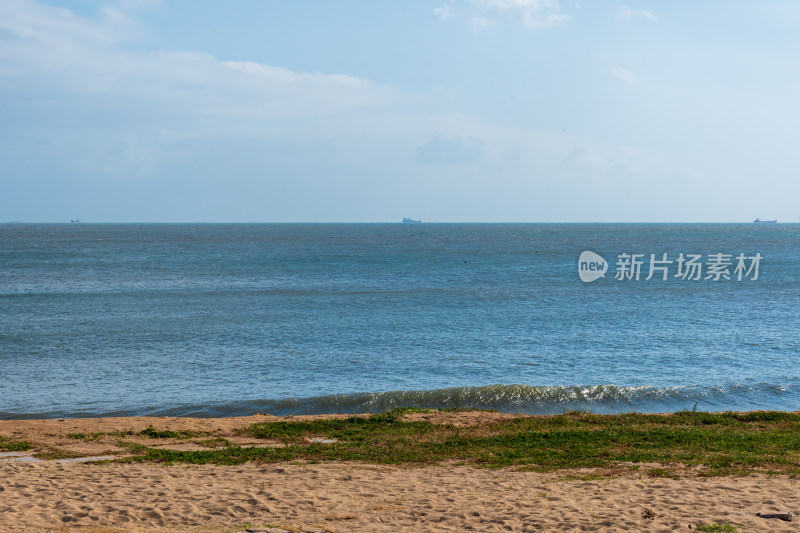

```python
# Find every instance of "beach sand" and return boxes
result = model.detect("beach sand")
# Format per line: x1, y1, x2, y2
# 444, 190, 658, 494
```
1, 414, 797, 532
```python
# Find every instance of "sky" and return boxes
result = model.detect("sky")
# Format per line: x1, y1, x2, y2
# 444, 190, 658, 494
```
1, 0, 799, 222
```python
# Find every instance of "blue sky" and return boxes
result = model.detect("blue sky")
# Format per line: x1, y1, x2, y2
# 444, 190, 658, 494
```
1, 0, 799, 222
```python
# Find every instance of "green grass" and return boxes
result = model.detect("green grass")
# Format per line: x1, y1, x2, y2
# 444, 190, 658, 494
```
137, 425, 199, 439
67, 426, 199, 440
196, 437, 232, 448
67, 432, 105, 441
111, 409, 800, 474
647, 467, 680, 479
34, 448, 100, 460
438, 407, 499, 413
695, 521, 741, 532
67, 429, 136, 440
0, 437, 32, 452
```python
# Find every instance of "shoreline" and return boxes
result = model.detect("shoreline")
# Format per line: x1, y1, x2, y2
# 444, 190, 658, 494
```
4, 405, 799, 421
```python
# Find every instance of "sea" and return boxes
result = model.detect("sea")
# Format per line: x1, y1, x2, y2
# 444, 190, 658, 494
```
1, 223, 798, 419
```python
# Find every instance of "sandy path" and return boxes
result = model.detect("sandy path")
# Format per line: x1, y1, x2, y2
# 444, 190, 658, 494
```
1, 460, 798, 532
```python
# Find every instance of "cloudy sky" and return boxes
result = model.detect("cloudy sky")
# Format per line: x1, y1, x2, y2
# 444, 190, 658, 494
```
1, 0, 799, 222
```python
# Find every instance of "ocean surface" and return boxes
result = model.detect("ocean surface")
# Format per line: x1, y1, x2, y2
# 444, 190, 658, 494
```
1, 223, 798, 419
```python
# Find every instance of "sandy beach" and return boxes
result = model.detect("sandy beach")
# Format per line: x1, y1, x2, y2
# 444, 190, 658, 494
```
1, 414, 798, 532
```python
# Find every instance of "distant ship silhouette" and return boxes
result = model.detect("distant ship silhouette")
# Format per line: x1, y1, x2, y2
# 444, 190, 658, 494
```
753, 218, 777, 224
402, 217, 421, 224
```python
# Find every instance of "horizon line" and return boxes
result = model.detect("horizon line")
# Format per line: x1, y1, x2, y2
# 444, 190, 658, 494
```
2, 220, 793, 225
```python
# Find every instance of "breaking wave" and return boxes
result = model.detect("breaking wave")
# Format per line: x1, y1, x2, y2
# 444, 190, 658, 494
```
4, 382, 796, 419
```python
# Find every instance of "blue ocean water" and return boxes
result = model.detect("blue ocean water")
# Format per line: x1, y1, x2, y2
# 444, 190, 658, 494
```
1, 223, 798, 419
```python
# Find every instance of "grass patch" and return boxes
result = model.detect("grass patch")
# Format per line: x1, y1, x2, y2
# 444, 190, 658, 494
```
67, 430, 136, 440
695, 522, 741, 532
34, 448, 96, 460
68, 427, 199, 441
647, 467, 681, 479
0, 437, 32, 452
438, 407, 499, 413
196, 438, 232, 448
67, 432, 104, 441
137, 426, 199, 439
114, 409, 800, 474
67, 432, 93, 440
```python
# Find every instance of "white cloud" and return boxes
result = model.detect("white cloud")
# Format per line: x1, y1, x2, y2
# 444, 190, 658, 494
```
561, 144, 657, 176
0, 0, 696, 224
0, 0, 408, 185
436, 0, 569, 29
611, 66, 637, 85
122, 134, 154, 173
472, 0, 570, 28
0, 0, 142, 46
118, 0, 160, 9
417, 135, 487, 165
434, 5, 453, 19
616, 6, 657, 21
0, 0, 397, 123
470, 16, 494, 30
